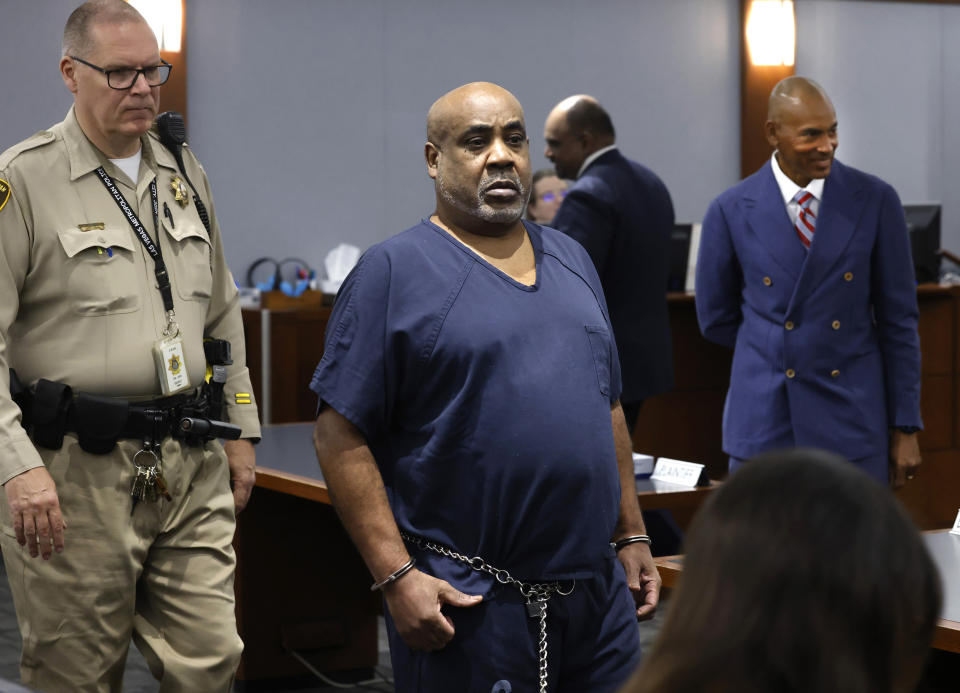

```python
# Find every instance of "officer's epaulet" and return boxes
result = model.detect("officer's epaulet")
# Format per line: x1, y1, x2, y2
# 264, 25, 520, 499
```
0, 130, 56, 171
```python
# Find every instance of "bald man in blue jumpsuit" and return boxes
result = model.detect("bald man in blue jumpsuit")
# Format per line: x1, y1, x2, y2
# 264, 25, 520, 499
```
311, 82, 660, 693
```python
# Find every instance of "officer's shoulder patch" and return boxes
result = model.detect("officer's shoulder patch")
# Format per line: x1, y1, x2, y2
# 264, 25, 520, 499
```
0, 130, 56, 170
0, 179, 10, 213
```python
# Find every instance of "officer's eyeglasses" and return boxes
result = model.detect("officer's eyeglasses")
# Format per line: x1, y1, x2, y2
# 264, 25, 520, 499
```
70, 56, 172, 90
539, 190, 567, 203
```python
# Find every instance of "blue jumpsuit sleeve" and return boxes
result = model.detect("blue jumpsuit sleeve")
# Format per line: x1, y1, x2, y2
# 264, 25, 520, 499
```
696, 197, 743, 349
310, 249, 394, 440
871, 185, 923, 429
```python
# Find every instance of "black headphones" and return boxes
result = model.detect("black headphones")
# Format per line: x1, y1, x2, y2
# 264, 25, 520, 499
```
245, 257, 314, 297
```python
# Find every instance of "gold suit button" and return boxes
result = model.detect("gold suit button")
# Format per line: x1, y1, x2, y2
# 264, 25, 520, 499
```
763, 276, 773, 286
830, 369, 840, 378
785, 321, 795, 330
832, 320, 841, 330
843, 272, 853, 282
786, 369, 796, 379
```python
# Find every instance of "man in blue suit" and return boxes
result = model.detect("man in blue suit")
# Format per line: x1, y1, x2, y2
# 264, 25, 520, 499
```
696, 77, 923, 486
545, 96, 675, 430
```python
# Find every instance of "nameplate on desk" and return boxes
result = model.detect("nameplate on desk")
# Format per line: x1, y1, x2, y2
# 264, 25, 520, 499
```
951, 508, 960, 536
651, 458, 708, 487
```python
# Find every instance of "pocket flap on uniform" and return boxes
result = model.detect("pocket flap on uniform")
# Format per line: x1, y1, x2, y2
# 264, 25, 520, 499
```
161, 216, 211, 246
57, 225, 137, 258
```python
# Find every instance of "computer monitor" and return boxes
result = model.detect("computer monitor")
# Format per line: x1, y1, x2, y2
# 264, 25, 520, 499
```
903, 204, 941, 283
668, 224, 691, 292
668, 223, 701, 292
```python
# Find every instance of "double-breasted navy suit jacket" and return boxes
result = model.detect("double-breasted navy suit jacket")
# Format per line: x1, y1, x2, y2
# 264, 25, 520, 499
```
553, 149, 675, 404
695, 159, 922, 462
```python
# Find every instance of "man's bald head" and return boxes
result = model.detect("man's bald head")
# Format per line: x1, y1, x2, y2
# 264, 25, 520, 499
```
767, 77, 833, 125
427, 82, 525, 147
62, 0, 149, 58
424, 82, 532, 235
765, 76, 838, 187
544, 95, 616, 180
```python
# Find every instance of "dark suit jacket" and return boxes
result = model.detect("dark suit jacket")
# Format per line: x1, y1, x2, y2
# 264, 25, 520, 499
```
695, 159, 922, 461
553, 149, 675, 404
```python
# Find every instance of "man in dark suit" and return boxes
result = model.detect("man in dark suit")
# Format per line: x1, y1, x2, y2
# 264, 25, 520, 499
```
695, 77, 923, 486
545, 96, 676, 430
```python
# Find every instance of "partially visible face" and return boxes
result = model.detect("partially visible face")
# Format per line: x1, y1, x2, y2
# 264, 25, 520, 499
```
768, 95, 838, 187
432, 90, 532, 226
544, 108, 586, 180
527, 175, 567, 224
66, 19, 162, 149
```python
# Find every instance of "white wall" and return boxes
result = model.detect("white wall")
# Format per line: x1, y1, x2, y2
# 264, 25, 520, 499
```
1, 0, 741, 278
797, 0, 960, 252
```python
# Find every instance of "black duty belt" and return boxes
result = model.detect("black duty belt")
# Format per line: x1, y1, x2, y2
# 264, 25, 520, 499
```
13, 376, 240, 455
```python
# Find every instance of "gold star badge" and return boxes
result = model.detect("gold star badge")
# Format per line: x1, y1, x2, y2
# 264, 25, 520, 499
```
168, 354, 182, 375
170, 176, 189, 208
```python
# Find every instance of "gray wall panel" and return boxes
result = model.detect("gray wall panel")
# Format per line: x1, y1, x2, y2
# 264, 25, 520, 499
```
0, 1, 78, 146
797, 0, 957, 251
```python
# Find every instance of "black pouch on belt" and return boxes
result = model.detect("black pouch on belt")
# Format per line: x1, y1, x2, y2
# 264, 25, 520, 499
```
31, 379, 73, 450
74, 393, 129, 454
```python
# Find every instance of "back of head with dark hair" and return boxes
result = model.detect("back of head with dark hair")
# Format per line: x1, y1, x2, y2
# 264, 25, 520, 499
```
625, 449, 942, 693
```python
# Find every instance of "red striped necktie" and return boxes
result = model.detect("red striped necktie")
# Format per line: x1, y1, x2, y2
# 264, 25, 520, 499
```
794, 190, 816, 249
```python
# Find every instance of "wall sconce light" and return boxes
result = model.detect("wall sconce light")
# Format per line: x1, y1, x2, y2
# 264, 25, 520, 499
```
745, 0, 795, 66
128, 0, 183, 52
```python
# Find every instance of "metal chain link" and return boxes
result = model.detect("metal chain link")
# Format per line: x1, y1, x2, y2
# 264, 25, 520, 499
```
400, 531, 574, 693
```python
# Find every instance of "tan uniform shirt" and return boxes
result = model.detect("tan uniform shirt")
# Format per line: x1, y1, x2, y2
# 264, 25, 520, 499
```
0, 107, 260, 484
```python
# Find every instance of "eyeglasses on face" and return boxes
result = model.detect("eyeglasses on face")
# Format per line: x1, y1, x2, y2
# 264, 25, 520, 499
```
539, 190, 567, 203
70, 56, 172, 90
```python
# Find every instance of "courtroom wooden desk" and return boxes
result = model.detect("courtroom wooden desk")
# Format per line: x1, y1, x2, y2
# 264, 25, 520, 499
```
235, 422, 719, 681
654, 530, 960, 655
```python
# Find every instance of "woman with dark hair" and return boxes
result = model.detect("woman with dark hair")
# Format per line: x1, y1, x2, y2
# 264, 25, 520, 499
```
622, 449, 942, 693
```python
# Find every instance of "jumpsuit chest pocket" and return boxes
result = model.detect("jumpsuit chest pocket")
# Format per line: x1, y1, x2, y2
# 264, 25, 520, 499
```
584, 324, 613, 398
56, 225, 141, 315
161, 216, 213, 302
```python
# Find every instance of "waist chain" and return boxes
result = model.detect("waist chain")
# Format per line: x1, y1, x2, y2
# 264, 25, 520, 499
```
400, 531, 575, 693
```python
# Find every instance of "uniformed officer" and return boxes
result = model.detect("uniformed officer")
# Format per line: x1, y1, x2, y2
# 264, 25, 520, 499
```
695, 76, 922, 486
0, 2, 260, 691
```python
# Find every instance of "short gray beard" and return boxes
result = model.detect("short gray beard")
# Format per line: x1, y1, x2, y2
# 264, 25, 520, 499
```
437, 166, 528, 225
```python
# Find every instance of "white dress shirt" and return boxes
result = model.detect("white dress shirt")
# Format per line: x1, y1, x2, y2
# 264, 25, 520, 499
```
770, 151, 824, 227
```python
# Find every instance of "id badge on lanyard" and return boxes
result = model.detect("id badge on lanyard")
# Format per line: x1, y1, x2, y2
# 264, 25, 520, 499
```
153, 332, 190, 395
95, 166, 192, 395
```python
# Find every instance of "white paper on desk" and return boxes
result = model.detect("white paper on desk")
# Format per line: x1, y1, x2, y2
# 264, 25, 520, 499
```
321, 243, 361, 294
950, 508, 960, 536
651, 457, 707, 487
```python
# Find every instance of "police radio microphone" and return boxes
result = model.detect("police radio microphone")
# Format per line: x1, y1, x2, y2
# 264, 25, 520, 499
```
156, 111, 211, 234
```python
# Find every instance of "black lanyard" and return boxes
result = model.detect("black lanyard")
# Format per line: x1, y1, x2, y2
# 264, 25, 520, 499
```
94, 166, 175, 313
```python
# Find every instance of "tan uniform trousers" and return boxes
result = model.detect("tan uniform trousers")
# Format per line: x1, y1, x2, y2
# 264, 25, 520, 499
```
0, 434, 241, 692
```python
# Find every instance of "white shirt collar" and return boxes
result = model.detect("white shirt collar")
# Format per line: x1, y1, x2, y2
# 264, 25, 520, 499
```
577, 144, 618, 179
770, 151, 825, 205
